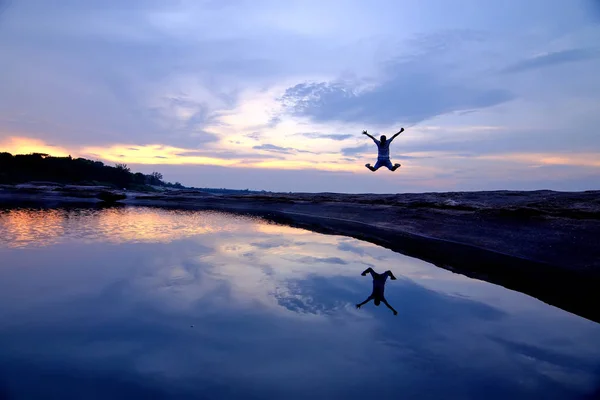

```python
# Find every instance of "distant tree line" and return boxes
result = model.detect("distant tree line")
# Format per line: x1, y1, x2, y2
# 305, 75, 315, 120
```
0, 152, 185, 190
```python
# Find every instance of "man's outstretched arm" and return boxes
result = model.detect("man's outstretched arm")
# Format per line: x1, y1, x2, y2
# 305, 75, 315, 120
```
388, 127, 404, 143
362, 130, 378, 143
382, 298, 398, 315
356, 296, 373, 309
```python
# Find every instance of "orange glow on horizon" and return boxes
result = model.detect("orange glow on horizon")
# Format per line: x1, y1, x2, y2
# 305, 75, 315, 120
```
247, 159, 362, 172
2, 136, 599, 176
0, 136, 71, 157
84, 143, 365, 172
480, 153, 600, 168
81, 143, 240, 166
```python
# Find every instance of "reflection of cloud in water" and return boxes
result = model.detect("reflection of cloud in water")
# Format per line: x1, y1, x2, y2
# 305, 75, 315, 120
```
249, 238, 292, 249
274, 276, 356, 315
337, 240, 388, 261
294, 256, 347, 265
253, 222, 314, 236
0, 208, 268, 248
0, 207, 575, 315
1, 208, 600, 397
337, 241, 367, 256
486, 336, 600, 395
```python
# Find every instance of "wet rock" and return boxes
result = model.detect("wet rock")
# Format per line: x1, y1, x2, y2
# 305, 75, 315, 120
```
97, 191, 127, 203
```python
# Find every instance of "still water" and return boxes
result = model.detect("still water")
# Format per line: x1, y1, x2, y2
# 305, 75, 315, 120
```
0, 206, 599, 399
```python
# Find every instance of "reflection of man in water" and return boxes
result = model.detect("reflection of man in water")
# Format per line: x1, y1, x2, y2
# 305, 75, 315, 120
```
356, 267, 398, 315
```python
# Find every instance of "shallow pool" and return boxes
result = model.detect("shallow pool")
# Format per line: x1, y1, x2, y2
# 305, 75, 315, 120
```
0, 207, 599, 399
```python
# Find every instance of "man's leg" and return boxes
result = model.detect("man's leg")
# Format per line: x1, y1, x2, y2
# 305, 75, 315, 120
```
366, 160, 384, 172
382, 298, 398, 315
356, 295, 374, 309
361, 267, 376, 277
362, 267, 381, 280
382, 159, 401, 171
385, 270, 397, 280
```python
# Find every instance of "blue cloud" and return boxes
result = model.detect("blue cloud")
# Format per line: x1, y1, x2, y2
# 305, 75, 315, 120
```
295, 132, 353, 141
253, 144, 316, 155
175, 150, 283, 160
341, 144, 371, 157
503, 48, 600, 73
296, 256, 348, 265
253, 144, 294, 154
279, 56, 514, 125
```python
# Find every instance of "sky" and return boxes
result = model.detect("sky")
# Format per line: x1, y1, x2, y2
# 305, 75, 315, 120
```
1, 0, 599, 193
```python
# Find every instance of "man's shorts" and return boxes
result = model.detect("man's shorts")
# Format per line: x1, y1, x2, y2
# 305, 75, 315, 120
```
374, 158, 394, 170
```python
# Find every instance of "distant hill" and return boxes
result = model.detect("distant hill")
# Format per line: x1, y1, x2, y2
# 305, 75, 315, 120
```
0, 152, 272, 194
0, 152, 183, 190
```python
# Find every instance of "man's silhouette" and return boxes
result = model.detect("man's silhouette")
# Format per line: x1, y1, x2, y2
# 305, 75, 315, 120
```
362, 128, 404, 172
356, 267, 398, 315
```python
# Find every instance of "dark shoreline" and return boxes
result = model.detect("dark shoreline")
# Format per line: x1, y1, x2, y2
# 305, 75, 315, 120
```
1, 185, 599, 324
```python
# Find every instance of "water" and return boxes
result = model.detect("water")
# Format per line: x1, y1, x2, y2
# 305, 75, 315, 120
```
0, 206, 599, 399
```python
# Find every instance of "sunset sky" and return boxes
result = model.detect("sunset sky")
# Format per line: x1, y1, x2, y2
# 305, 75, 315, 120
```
1, 0, 599, 193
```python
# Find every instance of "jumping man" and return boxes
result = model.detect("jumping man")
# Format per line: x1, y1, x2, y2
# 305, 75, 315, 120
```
362, 128, 404, 172
356, 267, 398, 315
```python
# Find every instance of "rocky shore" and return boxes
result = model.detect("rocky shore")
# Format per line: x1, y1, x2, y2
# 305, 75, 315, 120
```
1, 183, 599, 323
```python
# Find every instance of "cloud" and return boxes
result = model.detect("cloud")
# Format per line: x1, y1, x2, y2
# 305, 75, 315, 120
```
280, 79, 512, 126
253, 143, 317, 155
0, 0, 342, 149
399, 123, 600, 156
397, 154, 433, 160
295, 132, 353, 141
253, 144, 295, 154
0, 137, 350, 171
267, 116, 282, 128
296, 256, 348, 265
78, 142, 264, 166
503, 48, 600, 73
479, 152, 600, 168
337, 242, 366, 256
341, 144, 371, 157
250, 239, 291, 249
245, 132, 262, 140
278, 32, 514, 125
175, 150, 283, 160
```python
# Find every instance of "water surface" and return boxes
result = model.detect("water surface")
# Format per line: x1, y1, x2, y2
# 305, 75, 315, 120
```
0, 206, 599, 399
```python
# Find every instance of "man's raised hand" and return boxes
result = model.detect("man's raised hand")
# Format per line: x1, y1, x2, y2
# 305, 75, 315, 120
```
362, 130, 368, 135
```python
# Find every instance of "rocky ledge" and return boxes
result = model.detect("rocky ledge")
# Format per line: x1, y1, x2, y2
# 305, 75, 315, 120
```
1, 184, 599, 324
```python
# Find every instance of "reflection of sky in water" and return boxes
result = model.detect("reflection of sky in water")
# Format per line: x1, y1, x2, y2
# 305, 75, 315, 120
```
0, 207, 599, 399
